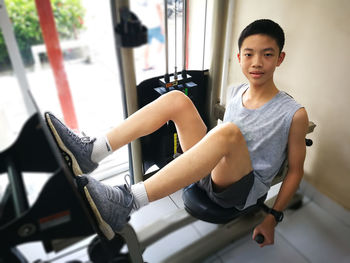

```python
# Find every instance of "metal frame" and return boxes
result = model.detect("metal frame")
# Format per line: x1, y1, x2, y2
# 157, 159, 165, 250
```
110, 0, 144, 183
0, 0, 35, 116
206, 0, 230, 129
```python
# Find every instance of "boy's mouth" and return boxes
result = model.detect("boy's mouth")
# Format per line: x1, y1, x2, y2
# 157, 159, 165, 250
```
250, 71, 264, 78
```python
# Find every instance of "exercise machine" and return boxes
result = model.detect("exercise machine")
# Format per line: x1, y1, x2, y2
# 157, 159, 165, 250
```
0, 111, 95, 262
0, 109, 315, 263
98, 0, 317, 262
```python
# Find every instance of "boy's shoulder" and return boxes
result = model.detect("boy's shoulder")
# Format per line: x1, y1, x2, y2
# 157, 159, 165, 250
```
269, 91, 303, 119
226, 83, 248, 102
277, 90, 301, 106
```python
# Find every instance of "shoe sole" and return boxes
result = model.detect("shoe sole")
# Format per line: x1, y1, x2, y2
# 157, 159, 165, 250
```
46, 113, 115, 240
45, 112, 83, 177
76, 176, 116, 240
83, 186, 115, 240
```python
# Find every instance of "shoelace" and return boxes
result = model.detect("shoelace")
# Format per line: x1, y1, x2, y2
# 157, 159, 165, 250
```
81, 132, 97, 144
124, 174, 131, 192
123, 174, 137, 210
67, 129, 96, 151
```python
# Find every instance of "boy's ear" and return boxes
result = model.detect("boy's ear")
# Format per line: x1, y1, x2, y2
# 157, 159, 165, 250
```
277, 51, 286, 66
237, 53, 241, 63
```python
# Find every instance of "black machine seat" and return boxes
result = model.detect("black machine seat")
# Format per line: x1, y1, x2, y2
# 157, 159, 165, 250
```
182, 183, 267, 224
181, 159, 291, 224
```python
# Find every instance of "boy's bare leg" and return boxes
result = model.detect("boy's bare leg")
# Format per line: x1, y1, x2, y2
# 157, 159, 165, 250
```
75, 123, 252, 239
45, 90, 209, 239
46, 89, 251, 197
45, 90, 206, 176
106, 90, 207, 152
105, 90, 252, 202
45, 90, 252, 239
144, 122, 253, 201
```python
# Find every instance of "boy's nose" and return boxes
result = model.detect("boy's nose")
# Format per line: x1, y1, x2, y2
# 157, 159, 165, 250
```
252, 55, 263, 67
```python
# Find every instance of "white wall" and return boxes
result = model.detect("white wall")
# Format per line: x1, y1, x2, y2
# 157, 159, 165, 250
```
227, 0, 350, 210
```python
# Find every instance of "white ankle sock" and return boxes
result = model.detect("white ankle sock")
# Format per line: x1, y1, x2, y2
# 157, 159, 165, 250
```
131, 182, 149, 210
91, 135, 113, 163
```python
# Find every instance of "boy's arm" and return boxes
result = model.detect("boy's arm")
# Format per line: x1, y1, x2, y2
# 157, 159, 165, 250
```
253, 107, 309, 247
271, 107, 309, 212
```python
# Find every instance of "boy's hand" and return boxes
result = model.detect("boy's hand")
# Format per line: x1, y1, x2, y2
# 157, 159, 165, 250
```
252, 214, 277, 247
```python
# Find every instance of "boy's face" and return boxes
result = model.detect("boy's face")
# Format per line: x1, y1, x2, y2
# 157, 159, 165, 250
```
237, 34, 285, 88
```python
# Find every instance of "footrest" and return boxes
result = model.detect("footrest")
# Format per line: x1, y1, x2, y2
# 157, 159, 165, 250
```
182, 183, 265, 224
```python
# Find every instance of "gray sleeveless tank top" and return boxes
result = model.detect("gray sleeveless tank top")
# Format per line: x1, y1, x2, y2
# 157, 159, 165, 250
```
224, 83, 303, 209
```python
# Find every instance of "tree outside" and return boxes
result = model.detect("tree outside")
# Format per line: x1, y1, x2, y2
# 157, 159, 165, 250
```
0, 0, 85, 70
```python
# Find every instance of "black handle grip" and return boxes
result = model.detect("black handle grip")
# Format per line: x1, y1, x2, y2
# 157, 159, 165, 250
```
305, 138, 313, 146
254, 234, 265, 244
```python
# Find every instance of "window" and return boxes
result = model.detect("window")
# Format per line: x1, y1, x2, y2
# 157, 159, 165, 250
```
0, 1, 128, 178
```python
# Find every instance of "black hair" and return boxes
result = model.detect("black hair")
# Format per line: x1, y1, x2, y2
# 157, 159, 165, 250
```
238, 19, 285, 53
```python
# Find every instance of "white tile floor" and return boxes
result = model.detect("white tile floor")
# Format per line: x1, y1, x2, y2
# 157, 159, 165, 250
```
17, 175, 350, 263
129, 192, 350, 263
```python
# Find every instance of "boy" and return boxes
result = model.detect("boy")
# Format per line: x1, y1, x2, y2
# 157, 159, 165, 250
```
45, 19, 309, 247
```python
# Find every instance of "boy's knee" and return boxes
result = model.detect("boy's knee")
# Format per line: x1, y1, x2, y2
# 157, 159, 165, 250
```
166, 90, 193, 112
217, 123, 244, 145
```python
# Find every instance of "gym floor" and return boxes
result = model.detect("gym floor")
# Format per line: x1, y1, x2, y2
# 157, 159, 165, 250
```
17, 169, 350, 263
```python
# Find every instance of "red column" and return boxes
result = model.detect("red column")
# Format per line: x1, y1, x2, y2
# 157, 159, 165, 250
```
35, 0, 78, 130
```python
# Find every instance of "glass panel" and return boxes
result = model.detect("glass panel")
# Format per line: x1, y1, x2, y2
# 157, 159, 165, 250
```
187, 0, 213, 71
22, 172, 52, 206
0, 0, 128, 171
131, 0, 167, 83
0, 174, 9, 203
0, 30, 29, 149
131, 0, 213, 84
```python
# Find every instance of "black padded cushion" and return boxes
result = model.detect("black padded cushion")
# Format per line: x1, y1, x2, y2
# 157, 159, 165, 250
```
182, 183, 266, 224
0, 113, 60, 173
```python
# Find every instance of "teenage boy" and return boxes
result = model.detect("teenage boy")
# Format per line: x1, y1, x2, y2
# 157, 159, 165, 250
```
45, 19, 309, 247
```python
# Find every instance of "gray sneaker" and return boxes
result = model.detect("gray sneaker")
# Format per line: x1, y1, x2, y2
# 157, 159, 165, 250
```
76, 174, 134, 240
45, 112, 98, 176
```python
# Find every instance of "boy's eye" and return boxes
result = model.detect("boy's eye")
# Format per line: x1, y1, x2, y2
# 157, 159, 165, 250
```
265, 53, 273, 57
244, 53, 252, 57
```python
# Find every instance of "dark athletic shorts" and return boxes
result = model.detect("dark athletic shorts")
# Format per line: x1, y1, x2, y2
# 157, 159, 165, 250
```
196, 171, 254, 209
